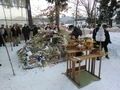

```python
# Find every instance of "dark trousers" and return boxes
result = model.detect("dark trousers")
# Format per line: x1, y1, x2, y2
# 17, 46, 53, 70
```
0, 35, 5, 46
103, 43, 108, 52
24, 34, 29, 42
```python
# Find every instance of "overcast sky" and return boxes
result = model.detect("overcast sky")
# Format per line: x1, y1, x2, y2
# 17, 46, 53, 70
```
30, 0, 75, 17
0, 0, 87, 19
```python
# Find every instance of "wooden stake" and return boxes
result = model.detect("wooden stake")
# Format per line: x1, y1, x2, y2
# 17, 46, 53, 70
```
0, 33, 15, 76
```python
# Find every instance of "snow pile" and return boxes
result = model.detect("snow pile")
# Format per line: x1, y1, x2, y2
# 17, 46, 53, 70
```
0, 32, 120, 90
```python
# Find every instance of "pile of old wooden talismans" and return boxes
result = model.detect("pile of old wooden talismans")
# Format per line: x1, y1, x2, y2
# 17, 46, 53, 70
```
17, 30, 68, 69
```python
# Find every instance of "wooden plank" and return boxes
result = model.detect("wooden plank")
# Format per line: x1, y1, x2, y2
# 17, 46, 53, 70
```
69, 53, 105, 62
67, 65, 86, 73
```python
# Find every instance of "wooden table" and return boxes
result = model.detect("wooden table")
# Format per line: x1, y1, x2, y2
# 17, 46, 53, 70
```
62, 43, 104, 86
66, 50, 104, 86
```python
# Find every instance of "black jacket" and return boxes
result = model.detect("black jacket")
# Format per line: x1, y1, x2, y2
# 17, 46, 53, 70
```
92, 27, 99, 41
104, 30, 111, 44
11, 27, 21, 37
92, 28, 111, 44
70, 27, 82, 39
32, 26, 38, 36
22, 26, 30, 35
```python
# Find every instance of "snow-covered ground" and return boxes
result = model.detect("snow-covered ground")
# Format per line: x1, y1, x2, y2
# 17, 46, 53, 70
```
0, 32, 120, 90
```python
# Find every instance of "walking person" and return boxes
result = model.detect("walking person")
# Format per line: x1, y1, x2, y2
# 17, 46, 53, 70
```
22, 24, 30, 43
92, 24, 111, 59
102, 24, 111, 59
0, 24, 8, 47
11, 24, 21, 46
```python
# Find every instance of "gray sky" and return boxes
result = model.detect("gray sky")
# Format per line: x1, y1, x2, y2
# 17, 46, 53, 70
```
0, 0, 87, 19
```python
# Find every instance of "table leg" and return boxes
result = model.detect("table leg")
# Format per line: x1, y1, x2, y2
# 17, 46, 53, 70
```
88, 59, 91, 72
85, 51, 87, 70
78, 61, 81, 86
93, 58, 96, 74
98, 57, 102, 78
72, 61, 75, 81
66, 54, 68, 75
70, 59, 72, 78
91, 58, 95, 74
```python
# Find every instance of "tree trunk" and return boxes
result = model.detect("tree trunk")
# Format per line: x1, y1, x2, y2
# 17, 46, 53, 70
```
55, 0, 60, 31
75, 0, 79, 26
26, 0, 33, 27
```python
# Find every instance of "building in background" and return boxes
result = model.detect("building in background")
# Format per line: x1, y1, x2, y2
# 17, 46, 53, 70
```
74, 18, 87, 28
0, 0, 28, 26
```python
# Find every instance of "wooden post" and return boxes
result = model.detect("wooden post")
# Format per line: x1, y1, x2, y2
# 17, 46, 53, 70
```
0, 33, 15, 76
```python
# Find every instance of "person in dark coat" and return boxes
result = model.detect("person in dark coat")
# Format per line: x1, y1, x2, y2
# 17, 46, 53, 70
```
32, 25, 38, 36
102, 24, 111, 59
11, 24, 21, 46
0, 24, 8, 46
92, 24, 101, 42
69, 25, 82, 39
22, 24, 30, 43
68, 25, 83, 56
16, 24, 21, 44
92, 24, 111, 59
45, 24, 52, 30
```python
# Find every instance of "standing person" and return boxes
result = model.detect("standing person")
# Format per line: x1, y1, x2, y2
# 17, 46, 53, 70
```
45, 24, 52, 30
68, 25, 83, 56
11, 24, 21, 46
22, 24, 30, 43
0, 24, 8, 47
53, 24, 60, 32
16, 24, 21, 44
32, 25, 38, 36
9, 25, 12, 41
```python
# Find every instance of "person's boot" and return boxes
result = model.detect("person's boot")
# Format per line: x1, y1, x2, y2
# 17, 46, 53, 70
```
105, 52, 110, 59
0, 64, 2, 66
97, 57, 100, 60
105, 55, 110, 59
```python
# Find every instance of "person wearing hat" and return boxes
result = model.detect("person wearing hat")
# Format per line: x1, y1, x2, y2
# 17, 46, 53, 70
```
68, 25, 83, 56
0, 24, 8, 47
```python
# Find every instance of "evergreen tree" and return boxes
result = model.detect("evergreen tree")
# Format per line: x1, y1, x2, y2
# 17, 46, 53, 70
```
46, 0, 68, 28
98, 0, 117, 26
